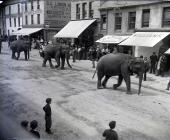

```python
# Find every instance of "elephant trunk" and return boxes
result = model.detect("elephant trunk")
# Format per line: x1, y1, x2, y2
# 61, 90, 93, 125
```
138, 72, 143, 95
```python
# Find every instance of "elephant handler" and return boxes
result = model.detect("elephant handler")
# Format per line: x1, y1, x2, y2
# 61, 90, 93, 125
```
43, 98, 53, 134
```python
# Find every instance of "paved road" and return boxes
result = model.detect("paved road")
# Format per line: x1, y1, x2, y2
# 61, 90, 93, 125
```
0, 45, 170, 140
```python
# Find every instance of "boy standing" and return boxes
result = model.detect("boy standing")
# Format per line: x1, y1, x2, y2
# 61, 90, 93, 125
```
103, 121, 118, 140
43, 98, 52, 134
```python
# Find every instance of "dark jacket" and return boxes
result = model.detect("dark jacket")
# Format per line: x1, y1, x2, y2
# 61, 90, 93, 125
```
103, 129, 118, 140
43, 104, 51, 117
150, 55, 158, 64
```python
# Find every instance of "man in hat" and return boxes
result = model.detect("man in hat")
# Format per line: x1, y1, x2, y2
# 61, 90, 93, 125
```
43, 98, 53, 134
103, 121, 118, 140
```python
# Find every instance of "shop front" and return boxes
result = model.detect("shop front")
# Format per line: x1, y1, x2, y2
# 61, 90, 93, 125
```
119, 32, 170, 58
54, 19, 97, 59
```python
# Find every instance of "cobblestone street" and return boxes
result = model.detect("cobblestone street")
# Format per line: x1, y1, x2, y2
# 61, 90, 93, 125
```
0, 44, 170, 140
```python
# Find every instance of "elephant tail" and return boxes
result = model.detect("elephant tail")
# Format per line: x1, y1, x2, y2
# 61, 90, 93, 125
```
92, 70, 97, 79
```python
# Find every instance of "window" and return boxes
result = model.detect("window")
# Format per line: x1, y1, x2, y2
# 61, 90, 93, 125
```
31, 15, 34, 24
9, 18, 12, 27
25, 2, 27, 11
142, 9, 150, 27
82, 3, 87, 19
128, 12, 136, 29
101, 14, 107, 30
18, 4, 20, 14
89, 2, 93, 18
14, 18, 16, 27
18, 17, 20, 26
9, 6, 11, 15
37, 0, 40, 9
37, 14, 40, 24
25, 15, 28, 25
31, 0, 34, 10
115, 13, 122, 30
76, 4, 80, 19
162, 7, 170, 27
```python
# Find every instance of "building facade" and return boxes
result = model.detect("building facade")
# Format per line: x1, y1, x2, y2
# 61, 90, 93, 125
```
21, 0, 71, 41
71, 0, 107, 46
2, 0, 22, 36
0, 4, 5, 35
99, 0, 170, 58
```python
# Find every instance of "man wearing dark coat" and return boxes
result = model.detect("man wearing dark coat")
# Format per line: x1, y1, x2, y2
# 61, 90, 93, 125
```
150, 52, 158, 74
103, 121, 118, 140
43, 98, 52, 134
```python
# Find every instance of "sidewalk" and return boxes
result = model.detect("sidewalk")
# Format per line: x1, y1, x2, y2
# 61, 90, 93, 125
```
71, 59, 170, 94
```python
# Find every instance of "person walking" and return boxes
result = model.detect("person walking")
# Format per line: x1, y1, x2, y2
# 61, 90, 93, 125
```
143, 57, 150, 81
156, 54, 167, 77
43, 98, 53, 134
89, 46, 97, 68
103, 121, 118, 140
29, 120, 40, 138
150, 52, 158, 74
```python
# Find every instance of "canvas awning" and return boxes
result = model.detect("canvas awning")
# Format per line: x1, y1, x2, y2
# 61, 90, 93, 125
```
54, 19, 96, 38
96, 35, 129, 44
12, 28, 42, 35
165, 48, 170, 54
119, 32, 170, 47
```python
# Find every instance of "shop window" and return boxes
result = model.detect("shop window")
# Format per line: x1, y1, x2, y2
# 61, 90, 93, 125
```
142, 9, 150, 27
82, 3, 87, 19
89, 2, 94, 18
18, 17, 20, 26
115, 13, 122, 30
31, 15, 34, 24
162, 7, 170, 27
25, 15, 28, 25
128, 12, 136, 29
14, 18, 16, 27
76, 4, 80, 19
101, 14, 107, 30
37, 14, 40, 24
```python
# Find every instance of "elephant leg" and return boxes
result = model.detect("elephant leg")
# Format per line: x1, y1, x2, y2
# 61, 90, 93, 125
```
97, 71, 104, 89
113, 75, 123, 89
55, 54, 60, 68
27, 50, 30, 59
102, 75, 110, 88
12, 51, 16, 59
49, 58, 54, 68
42, 58, 47, 67
122, 73, 131, 94
61, 57, 65, 70
24, 51, 27, 60
66, 54, 72, 68
16, 52, 20, 60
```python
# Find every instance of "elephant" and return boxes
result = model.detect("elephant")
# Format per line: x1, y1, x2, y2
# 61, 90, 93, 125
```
10, 39, 30, 60
41, 43, 72, 69
94, 53, 146, 95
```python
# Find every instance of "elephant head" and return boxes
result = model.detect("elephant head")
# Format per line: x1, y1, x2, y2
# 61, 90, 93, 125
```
128, 58, 145, 95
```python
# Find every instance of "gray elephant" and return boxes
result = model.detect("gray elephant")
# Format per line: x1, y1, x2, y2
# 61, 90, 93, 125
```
41, 43, 72, 69
10, 39, 30, 60
94, 53, 146, 95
